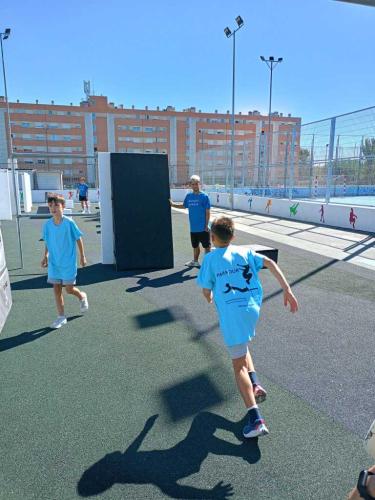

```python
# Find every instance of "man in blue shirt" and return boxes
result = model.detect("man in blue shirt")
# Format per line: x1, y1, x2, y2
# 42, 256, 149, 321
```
170, 175, 211, 267
76, 177, 90, 213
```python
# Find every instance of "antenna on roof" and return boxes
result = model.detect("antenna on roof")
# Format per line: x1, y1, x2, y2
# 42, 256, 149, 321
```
83, 80, 91, 100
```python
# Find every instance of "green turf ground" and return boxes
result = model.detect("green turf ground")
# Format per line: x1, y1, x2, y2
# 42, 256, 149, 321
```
0, 212, 372, 499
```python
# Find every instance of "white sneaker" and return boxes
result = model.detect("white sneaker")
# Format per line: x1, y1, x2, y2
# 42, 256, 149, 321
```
80, 293, 89, 313
185, 260, 200, 267
50, 316, 67, 329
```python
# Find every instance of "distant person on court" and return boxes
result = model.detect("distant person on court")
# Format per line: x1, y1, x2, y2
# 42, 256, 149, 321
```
76, 177, 90, 213
41, 194, 89, 329
265, 198, 272, 214
170, 174, 211, 267
197, 216, 298, 439
349, 208, 358, 229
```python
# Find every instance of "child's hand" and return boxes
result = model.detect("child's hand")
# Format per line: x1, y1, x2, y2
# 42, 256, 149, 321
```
41, 256, 48, 268
203, 288, 213, 304
80, 255, 87, 267
284, 288, 298, 313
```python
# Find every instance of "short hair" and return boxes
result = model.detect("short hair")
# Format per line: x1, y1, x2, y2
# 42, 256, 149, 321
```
79, 177, 85, 181
211, 216, 234, 243
47, 194, 65, 206
190, 174, 201, 183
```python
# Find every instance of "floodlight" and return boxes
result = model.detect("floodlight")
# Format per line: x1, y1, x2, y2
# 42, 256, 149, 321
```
269, 56, 274, 61
3, 28, 11, 40
278, 57, 283, 62
224, 27, 232, 37
260, 56, 265, 61
235, 16, 244, 27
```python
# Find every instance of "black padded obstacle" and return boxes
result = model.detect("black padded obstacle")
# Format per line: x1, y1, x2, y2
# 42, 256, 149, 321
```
110, 153, 174, 271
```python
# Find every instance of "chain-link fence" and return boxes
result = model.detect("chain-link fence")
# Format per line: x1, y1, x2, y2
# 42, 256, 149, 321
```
180, 107, 375, 205
10, 153, 97, 189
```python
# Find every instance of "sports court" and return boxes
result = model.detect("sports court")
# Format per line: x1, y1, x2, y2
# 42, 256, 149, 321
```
1, 206, 373, 499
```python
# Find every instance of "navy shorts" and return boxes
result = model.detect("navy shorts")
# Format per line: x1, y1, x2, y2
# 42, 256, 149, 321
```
79, 195, 88, 202
190, 231, 211, 249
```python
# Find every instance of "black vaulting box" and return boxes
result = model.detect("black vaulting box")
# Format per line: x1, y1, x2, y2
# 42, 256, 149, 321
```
110, 153, 174, 270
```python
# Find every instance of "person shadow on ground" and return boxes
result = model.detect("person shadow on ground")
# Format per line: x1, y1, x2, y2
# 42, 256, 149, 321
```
0, 316, 81, 352
126, 268, 196, 293
77, 411, 260, 499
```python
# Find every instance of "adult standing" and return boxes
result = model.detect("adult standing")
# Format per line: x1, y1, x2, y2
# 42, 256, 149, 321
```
170, 175, 211, 267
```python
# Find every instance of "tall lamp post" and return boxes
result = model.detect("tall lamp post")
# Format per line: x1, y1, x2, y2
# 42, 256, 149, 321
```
224, 15, 244, 210
260, 55, 283, 191
1, 28, 23, 268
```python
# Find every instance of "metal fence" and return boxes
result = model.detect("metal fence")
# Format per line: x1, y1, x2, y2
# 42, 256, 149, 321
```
186, 106, 375, 205
7, 106, 375, 205
10, 153, 97, 189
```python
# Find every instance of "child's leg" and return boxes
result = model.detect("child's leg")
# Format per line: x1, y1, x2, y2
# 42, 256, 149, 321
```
65, 285, 85, 301
247, 349, 267, 403
231, 355, 256, 408
193, 245, 200, 262
246, 350, 255, 372
53, 284, 64, 316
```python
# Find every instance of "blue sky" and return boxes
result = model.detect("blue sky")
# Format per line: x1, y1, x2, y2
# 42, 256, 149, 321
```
2, 0, 375, 123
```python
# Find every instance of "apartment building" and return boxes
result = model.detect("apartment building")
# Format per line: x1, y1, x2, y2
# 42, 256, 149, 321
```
0, 94, 301, 187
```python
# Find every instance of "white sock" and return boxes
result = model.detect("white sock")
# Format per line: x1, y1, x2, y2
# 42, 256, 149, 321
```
246, 404, 258, 411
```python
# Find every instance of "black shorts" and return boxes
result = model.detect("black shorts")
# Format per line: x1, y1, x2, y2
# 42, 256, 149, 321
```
79, 195, 88, 202
190, 231, 211, 249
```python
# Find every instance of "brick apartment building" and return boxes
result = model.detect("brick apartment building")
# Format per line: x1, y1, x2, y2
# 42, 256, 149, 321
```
0, 94, 301, 187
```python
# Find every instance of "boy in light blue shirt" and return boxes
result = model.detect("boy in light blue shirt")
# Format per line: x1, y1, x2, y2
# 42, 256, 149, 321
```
41, 194, 89, 329
197, 216, 298, 438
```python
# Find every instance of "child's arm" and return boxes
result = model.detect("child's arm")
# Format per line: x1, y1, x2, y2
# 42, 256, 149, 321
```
202, 288, 213, 304
263, 257, 298, 313
41, 246, 48, 268
77, 238, 87, 267
169, 199, 185, 209
205, 208, 210, 232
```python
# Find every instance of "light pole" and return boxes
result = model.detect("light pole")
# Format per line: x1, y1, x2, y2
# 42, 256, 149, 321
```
260, 56, 283, 190
224, 15, 244, 210
1, 27, 23, 268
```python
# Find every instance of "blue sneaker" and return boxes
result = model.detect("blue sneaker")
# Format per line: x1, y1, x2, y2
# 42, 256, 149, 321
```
243, 418, 269, 439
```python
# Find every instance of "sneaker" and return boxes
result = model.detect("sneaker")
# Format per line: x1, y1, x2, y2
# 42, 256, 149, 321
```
80, 293, 89, 313
50, 316, 67, 329
253, 384, 267, 404
243, 418, 269, 439
185, 260, 200, 267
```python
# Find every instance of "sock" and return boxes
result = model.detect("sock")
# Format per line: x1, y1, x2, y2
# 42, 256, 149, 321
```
246, 405, 262, 424
249, 371, 259, 387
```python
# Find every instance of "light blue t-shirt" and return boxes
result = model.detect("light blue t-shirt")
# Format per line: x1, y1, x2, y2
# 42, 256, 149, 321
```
42, 216, 83, 281
197, 245, 264, 347
183, 192, 211, 232
77, 183, 89, 197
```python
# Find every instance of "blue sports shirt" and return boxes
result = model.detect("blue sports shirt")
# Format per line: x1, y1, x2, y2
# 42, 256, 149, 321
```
77, 183, 89, 197
197, 246, 264, 346
42, 216, 83, 281
183, 192, 211, 232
